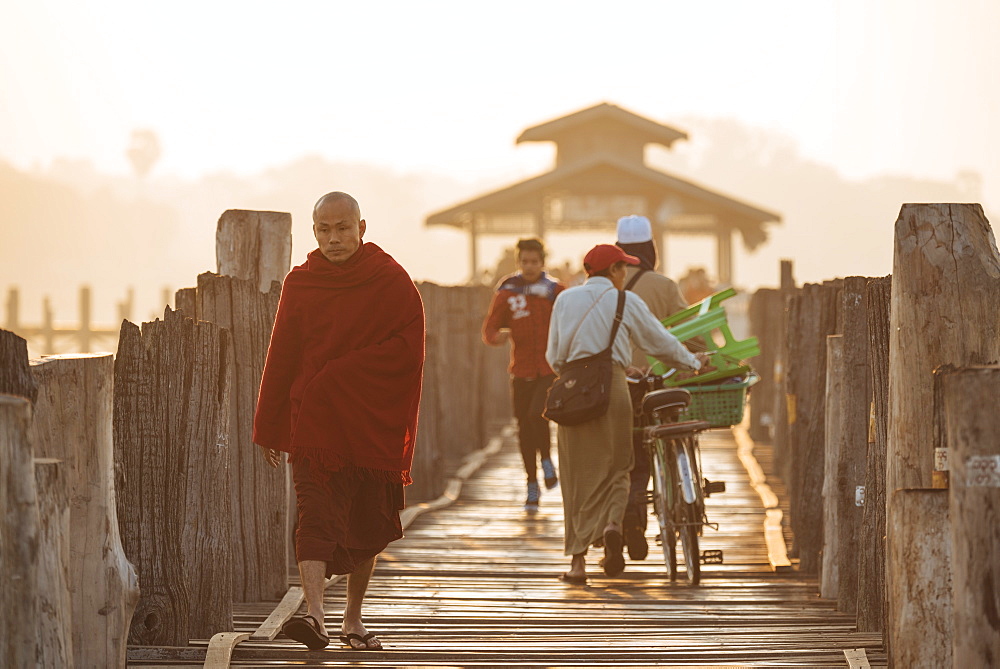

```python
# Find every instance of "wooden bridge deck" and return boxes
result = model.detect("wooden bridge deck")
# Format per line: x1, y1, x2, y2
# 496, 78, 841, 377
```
128, 427, 886, 667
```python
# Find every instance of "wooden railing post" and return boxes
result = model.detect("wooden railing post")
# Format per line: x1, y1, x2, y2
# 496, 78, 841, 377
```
79, 285, 92, 353
887, 488, 952, 667
943, 365, 1000, 666
857, 275, 891, 634
821, 334, 844, 599
887, 203, 1000, 662
114, 309, 234, 645
0, 394, 39, 668
215, 209, 292, 294
30, 353, 139, 668
210, 209, 292, 597
196, 272, 287, 602
0, 329, 38, 401
836, 276, 871, 615
786, 281, 842, 573
33, 458, 72, 667
5, 286, 19, 332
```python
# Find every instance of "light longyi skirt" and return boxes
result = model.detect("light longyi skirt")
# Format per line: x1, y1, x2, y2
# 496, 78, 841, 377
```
556, 367, 634, 556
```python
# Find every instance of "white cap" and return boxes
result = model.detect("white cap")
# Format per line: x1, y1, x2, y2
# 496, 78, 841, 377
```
616, 215, 653, 244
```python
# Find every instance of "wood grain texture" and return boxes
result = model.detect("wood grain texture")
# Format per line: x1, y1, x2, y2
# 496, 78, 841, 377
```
215, 209, 292, 294
0, 328, 37, 401
944, 366, 1000, 667
887, 488, 952, 668
114, 308, 234, 646
836, 276, 871, 615
888, 203, 1000, 494
196, 272, 287, 603
33, 458, 72, 668
821, 334, 843, 599
786, 281, 842, 573
0, 394, 39, 668
30, 353, 139, 668
857, 276, 890, 634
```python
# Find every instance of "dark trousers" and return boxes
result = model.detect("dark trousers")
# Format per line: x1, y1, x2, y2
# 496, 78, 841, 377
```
624, 419, 649, 533
511, 375, 555, 482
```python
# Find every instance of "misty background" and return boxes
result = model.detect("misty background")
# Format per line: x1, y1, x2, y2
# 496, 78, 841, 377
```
2, 0, 997, 329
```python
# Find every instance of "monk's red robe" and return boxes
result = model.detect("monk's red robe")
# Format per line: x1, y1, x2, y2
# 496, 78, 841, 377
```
254, 242, 425, 485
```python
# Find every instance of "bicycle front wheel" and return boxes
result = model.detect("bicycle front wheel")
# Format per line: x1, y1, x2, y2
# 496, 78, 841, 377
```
651, 446, 677, 581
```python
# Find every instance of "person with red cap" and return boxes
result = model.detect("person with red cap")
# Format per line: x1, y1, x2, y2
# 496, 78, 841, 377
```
546, 244, 709, 584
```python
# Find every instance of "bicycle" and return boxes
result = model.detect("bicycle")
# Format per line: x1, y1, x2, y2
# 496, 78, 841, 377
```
631, 379, 726, 585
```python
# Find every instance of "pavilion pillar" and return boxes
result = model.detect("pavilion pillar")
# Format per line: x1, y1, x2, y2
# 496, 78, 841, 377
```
468, 216, 479, 283
716, 224, 733, 287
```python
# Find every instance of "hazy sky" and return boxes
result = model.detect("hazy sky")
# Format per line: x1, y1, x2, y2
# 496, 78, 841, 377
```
2, 0, 998, 220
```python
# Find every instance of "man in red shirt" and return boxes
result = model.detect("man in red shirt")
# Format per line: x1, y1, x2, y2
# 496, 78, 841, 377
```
482, 238, 566, 512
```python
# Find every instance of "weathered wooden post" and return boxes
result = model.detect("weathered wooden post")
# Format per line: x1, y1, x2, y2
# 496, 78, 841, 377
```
33, 458, 72, 668
888, 488, 952, 667
215, 209, 292, 294
837, 276, 872, 615
821, 334, 844, 599
887, 203, 1000, 492
748, 288, 780, 442
887, 204, 1000, 662
772, 260, 796, 483
857, 276, 891, 634
210, 209, 292, 598
114, 308, 234, 645
0, 328, 38, 400
196, 272, 286, 602
943, 366, 1000, 666
0, 394, 39, 668
30, 353, 139, 667
786, 281, 841, 572
411, 283, 446, 503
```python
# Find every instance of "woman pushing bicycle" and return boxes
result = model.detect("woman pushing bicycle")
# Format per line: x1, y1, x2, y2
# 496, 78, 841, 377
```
545, 244, 710, 584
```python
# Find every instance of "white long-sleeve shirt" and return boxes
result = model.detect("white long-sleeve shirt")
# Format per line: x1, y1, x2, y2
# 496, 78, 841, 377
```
545, 276, 701, 374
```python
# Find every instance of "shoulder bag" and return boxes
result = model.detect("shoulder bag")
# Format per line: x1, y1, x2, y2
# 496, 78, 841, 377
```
543, 290, 626, 426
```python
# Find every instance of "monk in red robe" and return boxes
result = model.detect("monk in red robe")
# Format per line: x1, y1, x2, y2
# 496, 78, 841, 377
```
254, 191, 425, 651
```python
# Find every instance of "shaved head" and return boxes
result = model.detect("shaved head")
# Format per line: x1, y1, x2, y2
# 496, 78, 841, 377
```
313, 191, 361, 222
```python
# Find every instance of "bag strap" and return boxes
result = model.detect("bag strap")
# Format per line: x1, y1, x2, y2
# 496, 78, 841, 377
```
603, 290, 627, 354
624, 268, 648, 292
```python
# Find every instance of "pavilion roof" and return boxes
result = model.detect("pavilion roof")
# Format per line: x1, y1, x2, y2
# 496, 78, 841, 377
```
516, 102, 688, 149
425, 154, 780, 250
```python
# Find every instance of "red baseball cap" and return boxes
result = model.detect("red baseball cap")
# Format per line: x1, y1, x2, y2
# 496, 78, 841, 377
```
583, 244, 641, 275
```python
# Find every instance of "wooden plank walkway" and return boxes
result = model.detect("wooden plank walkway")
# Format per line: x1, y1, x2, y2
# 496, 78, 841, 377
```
128, 427, 886, 667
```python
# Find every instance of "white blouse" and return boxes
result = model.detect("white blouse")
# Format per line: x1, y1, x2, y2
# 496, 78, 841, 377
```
545, 276, 700, 374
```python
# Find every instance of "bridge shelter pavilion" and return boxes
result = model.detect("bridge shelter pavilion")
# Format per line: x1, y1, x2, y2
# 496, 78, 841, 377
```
425, 103, 781, 286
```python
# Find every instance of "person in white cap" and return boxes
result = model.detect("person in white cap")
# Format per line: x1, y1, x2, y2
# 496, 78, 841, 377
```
614, 214, 693, 562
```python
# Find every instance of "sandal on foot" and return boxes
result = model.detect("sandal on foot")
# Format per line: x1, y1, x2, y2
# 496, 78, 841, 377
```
558, 572, 588, 585
340, 631, 381, 650
282, 614, 329, 650
603, 528, 625, 577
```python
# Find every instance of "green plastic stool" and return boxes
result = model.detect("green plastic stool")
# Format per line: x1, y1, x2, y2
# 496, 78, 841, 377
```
646, 288, 761, 386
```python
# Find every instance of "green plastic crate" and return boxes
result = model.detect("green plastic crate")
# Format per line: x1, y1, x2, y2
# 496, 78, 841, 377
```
679, 374, 758, 428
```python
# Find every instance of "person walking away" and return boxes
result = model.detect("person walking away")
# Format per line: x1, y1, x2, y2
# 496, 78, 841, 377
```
482, 238, 566, 512
546, 244, 709, 583
615, 214, 692, 561
254, 191, 425, 651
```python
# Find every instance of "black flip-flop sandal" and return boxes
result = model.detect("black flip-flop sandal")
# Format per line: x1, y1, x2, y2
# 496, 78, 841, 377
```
558, 572, 588, 585
339, 631, 381, 650
603, 528, 625, 577
282, 614, 329, 650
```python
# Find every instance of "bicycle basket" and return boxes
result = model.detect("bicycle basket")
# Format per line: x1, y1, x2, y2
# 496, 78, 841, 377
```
679, 373, 758, 428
